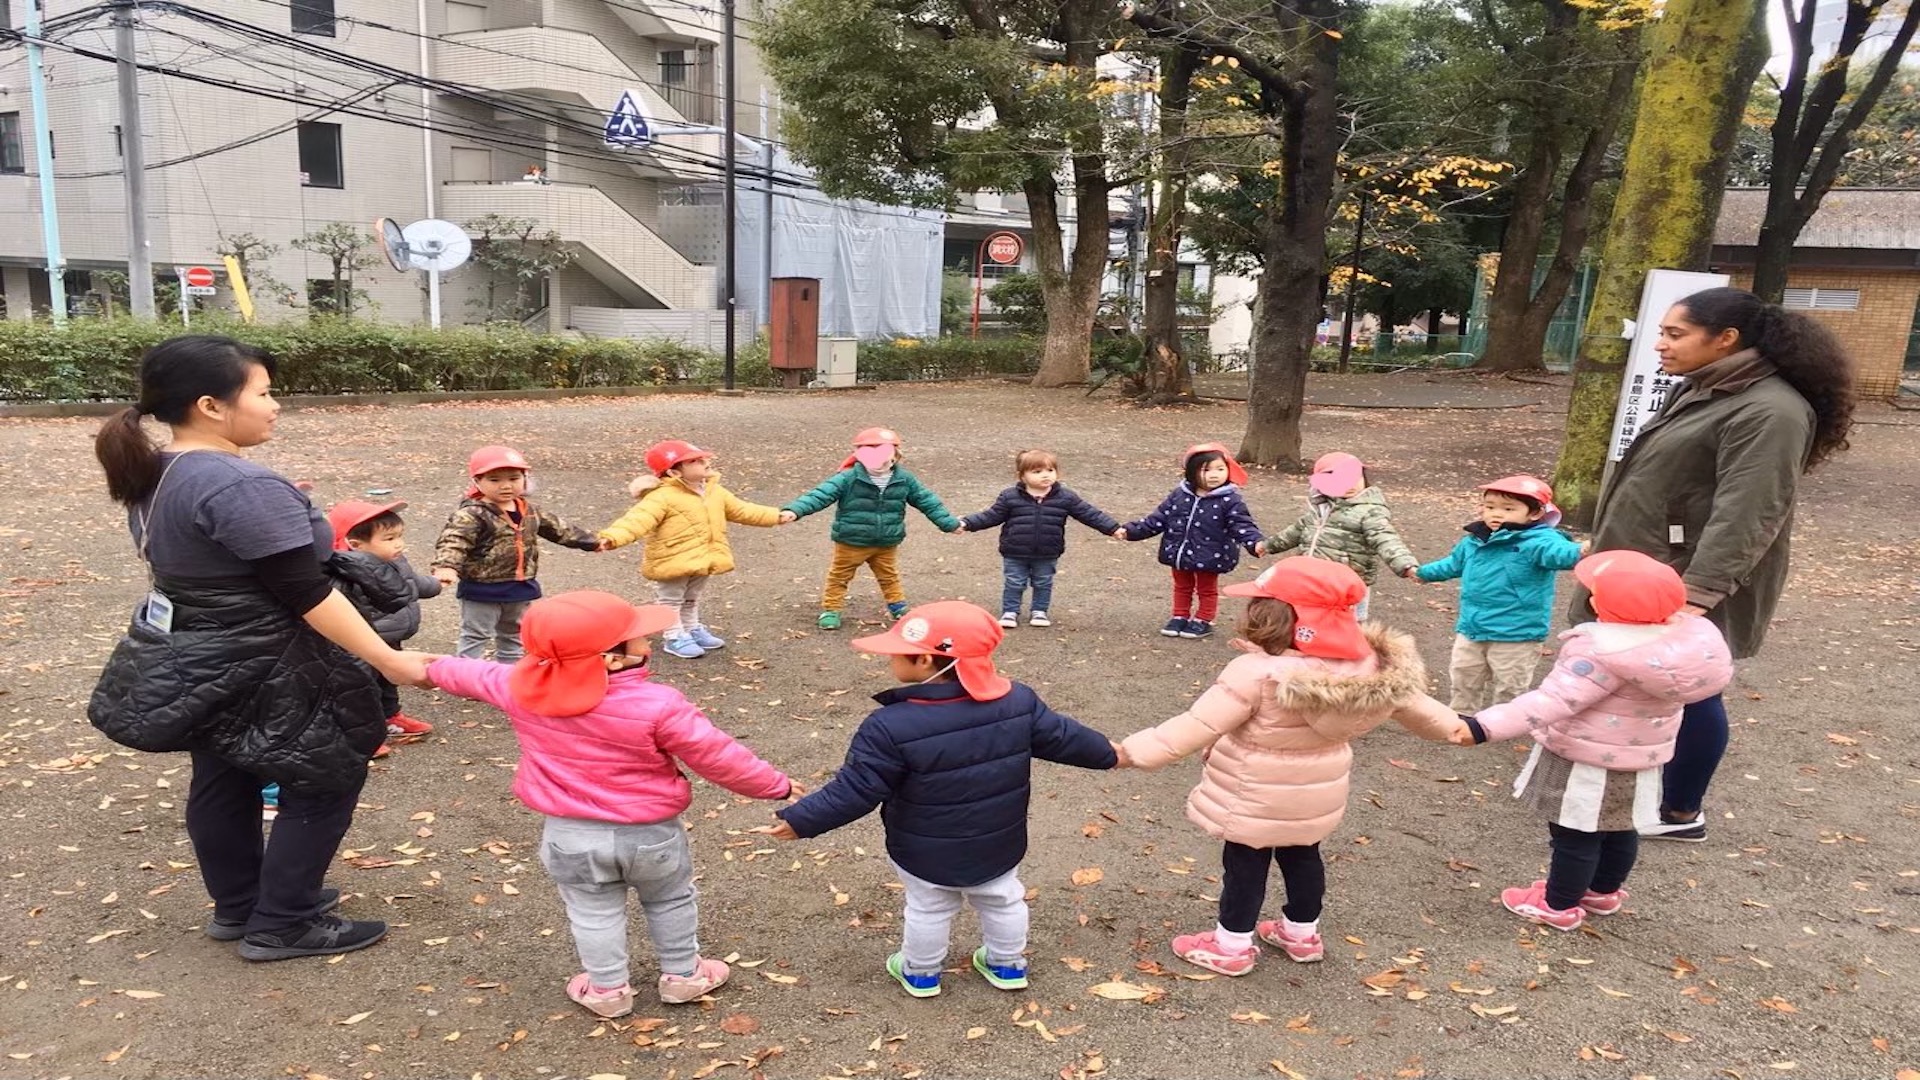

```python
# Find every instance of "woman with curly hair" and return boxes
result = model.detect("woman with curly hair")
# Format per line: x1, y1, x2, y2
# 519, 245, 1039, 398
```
1574, 287, 1855, 843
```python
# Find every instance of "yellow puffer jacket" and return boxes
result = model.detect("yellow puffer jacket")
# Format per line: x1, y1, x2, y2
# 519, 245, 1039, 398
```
598, 475, 781, 581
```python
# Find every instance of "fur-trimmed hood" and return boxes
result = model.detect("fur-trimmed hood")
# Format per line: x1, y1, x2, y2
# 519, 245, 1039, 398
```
1272, 624, 1429, 716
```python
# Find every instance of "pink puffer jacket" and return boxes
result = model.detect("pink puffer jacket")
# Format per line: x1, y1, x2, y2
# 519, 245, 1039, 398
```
1121, 627, 1460, 849
1474, 615, 1732, 770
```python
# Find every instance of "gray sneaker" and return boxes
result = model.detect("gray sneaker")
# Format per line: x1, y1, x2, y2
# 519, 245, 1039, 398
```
206, 888, 340, 941
238, 915, 387, 961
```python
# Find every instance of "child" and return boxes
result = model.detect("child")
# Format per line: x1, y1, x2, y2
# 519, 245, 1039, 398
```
1118, 442, 1266, 639
781, 427, 962, 630
326, 498, 443, 756
1414, 475, 1586, 711
959, 449, 1122, 628
1262, 452, 1417, 621
1455, 550, 1732, 931
1119, 558, 1463, 976
432, 445, 603, 663
424, 590, 800, 1016
599, 440, 784, 659
754, 601, 1119, 997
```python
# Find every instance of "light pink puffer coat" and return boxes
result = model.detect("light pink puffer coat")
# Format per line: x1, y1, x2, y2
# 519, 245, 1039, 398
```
1474, 615, 1732, 770
1122, 627, 1460, 849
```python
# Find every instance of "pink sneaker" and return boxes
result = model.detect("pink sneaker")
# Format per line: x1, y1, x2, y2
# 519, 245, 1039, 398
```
1255, 919, 1324, 963
1524, 879, 1628, 916
565, 972, 635, 1018
1501, 882, 1587, 931
1170, 930, 1258, 976
658, 956, 731, 1004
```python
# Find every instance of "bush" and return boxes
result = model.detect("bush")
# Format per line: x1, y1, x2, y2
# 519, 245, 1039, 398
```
857, 337, 1039, 381
0, 316, 717, 401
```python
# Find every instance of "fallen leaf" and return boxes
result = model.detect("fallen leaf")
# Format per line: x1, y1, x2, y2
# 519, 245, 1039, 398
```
1232, 1011, 1272, 1024
585, 1074, 629, 1080
1361, 970, 1405, 990
760, 971, 799, 984
1270, 1060, 1309, 1080
719, 1013, 760, 1035
1598, 986, 1633, 998
337, 1011, 373, 1025
101, 1045, 130, 1063
1070, 867, 1104, 887
121, 989, 164, 1000
1470, 1004, 1517, 1018
1087, 980, 1161, 1002
1059, 957, 1094, 972
1758, 996, 1799, 1014
966, 1026, 987, 1040
87, 929, 132, 944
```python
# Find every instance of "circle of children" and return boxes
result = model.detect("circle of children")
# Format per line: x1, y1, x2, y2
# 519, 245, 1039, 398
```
323, 426, 1732, 1019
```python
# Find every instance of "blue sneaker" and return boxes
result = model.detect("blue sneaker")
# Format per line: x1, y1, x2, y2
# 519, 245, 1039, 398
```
261, 783, 281, 808
1180, 619, 1214, 639
1160, 617, 1186, 638
971, 946, 1029, 991
661, 635, 706, 659
687, 625, 726, 650
886, 952, 941, 998
887, 601, 910, 621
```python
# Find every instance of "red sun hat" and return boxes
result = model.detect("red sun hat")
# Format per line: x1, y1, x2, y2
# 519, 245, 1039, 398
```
1479, 474, 1560, 521
1575, 549, 1688, 625
1308, 452, 1365, 497
508, 591, 681, 717
842, 427, 905, 469
850, 600, 1012, 701
468, 445, 531, 478
1223, 556, 1373, 660
1184, 441, 1249, 487
325, 499, 407, 551
646, 439, 713, 477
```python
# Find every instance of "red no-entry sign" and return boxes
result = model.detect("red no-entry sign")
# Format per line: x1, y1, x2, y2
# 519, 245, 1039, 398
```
181, 266, 217, 291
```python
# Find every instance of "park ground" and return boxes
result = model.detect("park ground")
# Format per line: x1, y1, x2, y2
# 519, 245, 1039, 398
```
1, 374, 1918, 1080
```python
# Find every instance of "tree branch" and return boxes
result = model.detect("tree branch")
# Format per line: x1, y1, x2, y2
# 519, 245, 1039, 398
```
1121, 2, 1300, 105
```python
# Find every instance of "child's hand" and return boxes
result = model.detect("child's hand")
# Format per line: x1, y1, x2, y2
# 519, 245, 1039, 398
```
433, 567, 459, 587
1245, 543, 1264, 559
1448, 723, 1476, 746
951, 523, 966, 534
1579, 539, 1593, 556
751, 820, 798, 841
1399, 566, 1421, 581
595, 537, 616, 552
783, 780, 807, 800
777, 510, 798, 525
1109, 740, 1132, 769
1111, 527, 1129, 540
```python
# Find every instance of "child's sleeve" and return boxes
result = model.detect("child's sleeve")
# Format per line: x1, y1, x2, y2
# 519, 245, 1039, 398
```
652, 696, 792, 799
1263, 515, 1306, 555
536, 507, 603, 550
1416, 537, 1473, 583
1533, 529, 1586, 572
782, 471, 852, 520
1389, 692, 1467, 741
961, 489, 1016, 533
1474, 637, 1614, 744
1064, 490, 1121, 535
426, 656, 515, 709
1121, 493, 1176, 541
905, 476, 963, 532
720, 485, 782, 528
598, 498, 667, 549
432, 507, 480, 571
1363, 505, 1418, 576
1029, 694, 1121, 770
399, 555, 444, 599
1121, 654, 1263, 769
1225, 492, 1266, 553
775, 720, 906, 838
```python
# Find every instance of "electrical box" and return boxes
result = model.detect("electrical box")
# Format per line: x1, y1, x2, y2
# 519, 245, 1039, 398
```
815, 337, 858, 388
769, 278, 821, 388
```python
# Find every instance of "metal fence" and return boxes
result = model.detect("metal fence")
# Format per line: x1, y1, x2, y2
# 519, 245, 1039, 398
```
1460, 256, 1599, 373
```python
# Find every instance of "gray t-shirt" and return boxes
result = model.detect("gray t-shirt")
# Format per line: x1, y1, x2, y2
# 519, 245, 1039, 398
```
129, 451, 330, 581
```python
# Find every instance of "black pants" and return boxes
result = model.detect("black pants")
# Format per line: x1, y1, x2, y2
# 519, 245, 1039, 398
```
376, 674, 400, 720
186, 749, 365, 934
1544, 823, 1639, 911
1218, 840, 1325, 932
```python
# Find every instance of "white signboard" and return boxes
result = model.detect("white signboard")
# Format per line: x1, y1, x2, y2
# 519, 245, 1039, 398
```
1607, 268, 1730, 462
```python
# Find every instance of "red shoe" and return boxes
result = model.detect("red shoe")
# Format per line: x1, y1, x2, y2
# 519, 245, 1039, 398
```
1524, 879, 1628, 916
1256, 918, 1325, 963
1169, 930, 1257, 976
386, 713, 433, 741
1501, 881, 1586, 931
371, 742, 392, 759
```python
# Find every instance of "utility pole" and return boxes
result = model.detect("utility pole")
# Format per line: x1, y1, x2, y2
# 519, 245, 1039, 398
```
720, 0, 738, 390
1336, 189, 1367, 373
113, 1, 155, 319
25, 0, 68, 324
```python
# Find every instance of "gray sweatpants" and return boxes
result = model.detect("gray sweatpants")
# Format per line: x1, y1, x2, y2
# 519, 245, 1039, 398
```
651, 575, 709, 637
457, 599, 530, 663
539, 817, 700, 987
894, 861, 1028, 975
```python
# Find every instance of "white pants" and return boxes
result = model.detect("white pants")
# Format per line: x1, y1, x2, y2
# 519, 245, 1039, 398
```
893, 862, 1027, 975
651, 575, 709, 637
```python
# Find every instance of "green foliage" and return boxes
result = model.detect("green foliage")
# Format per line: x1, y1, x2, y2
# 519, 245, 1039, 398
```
292, 222, 382, 318
985, 273, 1048, 335
940, 272, 974, 336
462, 214, 580, 323
1730, 64, 1920, 187
855, 337, 1039, 381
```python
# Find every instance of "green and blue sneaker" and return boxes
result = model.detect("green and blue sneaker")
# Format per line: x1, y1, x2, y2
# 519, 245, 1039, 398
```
817, 610, 842, 630
886, 952, 941, 998
972, 946, 1029, 990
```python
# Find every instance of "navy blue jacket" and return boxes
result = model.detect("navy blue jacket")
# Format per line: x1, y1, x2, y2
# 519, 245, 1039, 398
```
1122, 482, 1266, 574
777, 681, 1118, 887
962, 484, 1120, 561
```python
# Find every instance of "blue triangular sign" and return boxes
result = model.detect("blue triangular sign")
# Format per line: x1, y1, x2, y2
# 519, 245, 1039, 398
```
604, 90, 652, 148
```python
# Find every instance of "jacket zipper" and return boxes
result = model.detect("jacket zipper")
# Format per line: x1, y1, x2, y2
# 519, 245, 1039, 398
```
1173, 487, 1205, 567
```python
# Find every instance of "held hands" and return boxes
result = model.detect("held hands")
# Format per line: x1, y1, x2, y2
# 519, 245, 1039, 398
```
752, 819, 799, 841
784, 780, 808, 800
1446, 714, 1478, 746
432, 567, 459, 588
1109, 739, 1132, 769
1111, 527, 1129, 540
1681, 604, 1707, 617
777, 510, 798, 525
382, 650, 435, 689
595, 537, 616, 552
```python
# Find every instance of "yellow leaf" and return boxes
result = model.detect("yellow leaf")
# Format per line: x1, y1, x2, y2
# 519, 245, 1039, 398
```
760, 971, 799, 984
101, 1045, 130, 1063
1070, 867, 1104, 887
1270, 1060, 1309, 1080
337, 1011, 373, 1025
1323, 28, 1344, 39
1087, 980, 1160, 1002
1471, 1004, 1518, 1018
966, 1027, 987, 1040
423, 937, 450, 946
1059, 957, 1094, 972
1598, 985, 1633, 998
1232, 1011, 1272, 1024
121, 989, 164, 1000
586, 1074, 630, 1080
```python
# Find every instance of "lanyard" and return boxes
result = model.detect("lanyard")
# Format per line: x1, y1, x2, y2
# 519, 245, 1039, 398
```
135, 451, 196, 567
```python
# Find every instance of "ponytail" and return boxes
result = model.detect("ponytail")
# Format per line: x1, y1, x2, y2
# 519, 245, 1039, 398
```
1673, 288, 1856, 472
95, 406, 161, 506
94, 335, 277, 506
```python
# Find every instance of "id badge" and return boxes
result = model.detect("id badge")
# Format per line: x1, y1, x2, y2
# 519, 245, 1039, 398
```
143, 591, 175, 633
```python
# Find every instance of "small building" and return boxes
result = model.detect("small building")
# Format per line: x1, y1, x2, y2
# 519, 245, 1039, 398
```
1711, 188, 1920, 398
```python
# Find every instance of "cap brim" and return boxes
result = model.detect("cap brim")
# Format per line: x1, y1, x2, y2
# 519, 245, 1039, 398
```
1221, 579, 1271, 598
850, 628, 933, 655
621, 604, 684, 641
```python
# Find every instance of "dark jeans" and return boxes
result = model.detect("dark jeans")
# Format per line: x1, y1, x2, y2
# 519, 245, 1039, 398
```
376, 674, 400, 720
1662, 692, 1729, 816
1218, 840, 1325, 931
1544, 823, 1639, 910
186, 749, 365, 934
1000, 557, 1058, 615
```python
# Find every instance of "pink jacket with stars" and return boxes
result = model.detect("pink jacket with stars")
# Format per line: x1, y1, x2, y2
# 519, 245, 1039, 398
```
1474, 615, 1733, 770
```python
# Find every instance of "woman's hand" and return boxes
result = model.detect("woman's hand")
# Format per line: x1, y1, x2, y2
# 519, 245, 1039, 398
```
1447, 722, 1477, 746
1681, 603, 1707, 617
375, 649, 434, 688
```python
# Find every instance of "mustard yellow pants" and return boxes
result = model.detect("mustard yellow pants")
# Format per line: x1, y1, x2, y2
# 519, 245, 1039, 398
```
822, 543, 905, 610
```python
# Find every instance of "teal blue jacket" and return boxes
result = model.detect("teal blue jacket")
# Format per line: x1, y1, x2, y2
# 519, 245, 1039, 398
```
1416, 521, 1583, 642
784, 466, 961, 548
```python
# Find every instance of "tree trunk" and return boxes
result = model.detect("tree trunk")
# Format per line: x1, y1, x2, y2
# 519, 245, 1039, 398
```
1553, 0, 1768, 524
1141, 46, 1202, 401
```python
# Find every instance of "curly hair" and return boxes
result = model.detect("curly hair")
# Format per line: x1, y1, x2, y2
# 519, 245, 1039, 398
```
1675, 287, 1856, 471
1237, 597, 1299, 656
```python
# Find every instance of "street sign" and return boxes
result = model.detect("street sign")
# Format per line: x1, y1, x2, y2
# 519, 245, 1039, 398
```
1607, 268, 1729, 462
984, 231, 1023, 265
604, 90, 652, 148
180, 265, 217, 296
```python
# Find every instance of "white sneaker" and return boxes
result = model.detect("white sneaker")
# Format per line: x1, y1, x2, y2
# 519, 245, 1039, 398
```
1028, 610, 1051, 627
999, 611, 1019, 628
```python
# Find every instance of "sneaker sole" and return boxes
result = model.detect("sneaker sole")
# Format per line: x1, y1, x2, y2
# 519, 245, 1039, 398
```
237, 925, 388, 961
1641, 829, 1707, 843
1174, 954, 1255, 976
886, 955, 941, 998
1159, 628, 1183, 637
658, 974, 729, 1005
207, 891, 342, 941
971, 950, 1028, 991
1501, 901, 1584, 931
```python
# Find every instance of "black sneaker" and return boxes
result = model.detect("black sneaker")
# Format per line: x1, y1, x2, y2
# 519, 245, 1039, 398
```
1640, 815, 1708, 843
1180, 619, 1214, 639
1160, 618, 1187, 637
206, 888, 341, 941
238, 915, 388, 961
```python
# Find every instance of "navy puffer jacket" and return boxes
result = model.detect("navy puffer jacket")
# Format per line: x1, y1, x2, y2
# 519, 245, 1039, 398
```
329, 551, 442, 646
777, 681, 1118, 886
961, 484, 1120, 561
1122, 482, 1266, 574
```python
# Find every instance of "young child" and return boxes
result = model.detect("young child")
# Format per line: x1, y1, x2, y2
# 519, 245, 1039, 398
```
781, 427, 962, 630
1456, 550, 1732, 931
423, 591, 800, 1016
1262, 452, 1417, 621
1119, 558, 1463, 976
1414, 475, 1586, 711
326, 498, 443, 756
599, 440, 784, 660
959, 449, 1122, 628
754, 601, 1119, 997
432, 445, 603, 663
1118, 442, 1266, 639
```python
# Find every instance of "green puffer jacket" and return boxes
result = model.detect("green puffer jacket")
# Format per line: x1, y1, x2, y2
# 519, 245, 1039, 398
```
1262, 486, 1417, 584
784, 467, 962, 548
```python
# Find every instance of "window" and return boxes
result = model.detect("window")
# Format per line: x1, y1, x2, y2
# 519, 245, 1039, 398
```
297, 121, 343, 188
1, 112, 24, 174
1781, 286, 1861, 311
292, 0, 336, 36
658, 46, 715, 123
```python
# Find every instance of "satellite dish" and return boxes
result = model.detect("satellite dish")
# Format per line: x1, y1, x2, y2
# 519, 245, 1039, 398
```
377, 217, 409, 273
374, 216, 474, 329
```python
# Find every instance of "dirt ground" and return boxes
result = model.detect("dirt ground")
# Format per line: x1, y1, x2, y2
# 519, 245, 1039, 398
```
3, 375, 1918, 1080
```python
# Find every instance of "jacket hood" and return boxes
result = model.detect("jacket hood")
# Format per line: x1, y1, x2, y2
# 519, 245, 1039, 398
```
1569, 616, 1732, 702
1272, 624, 1428, 716
1311, 484, 1387, 510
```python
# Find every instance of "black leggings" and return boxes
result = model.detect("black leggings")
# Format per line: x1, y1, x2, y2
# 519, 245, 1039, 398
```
1218, 841, 1325, 932
186, 750, 364, 933
1544, 823, 1639, 911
